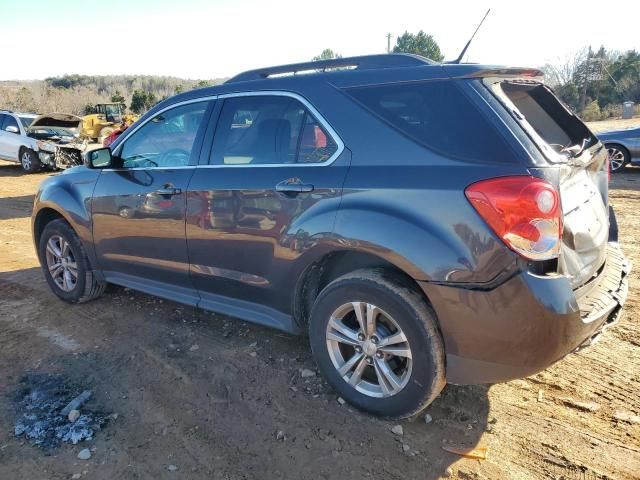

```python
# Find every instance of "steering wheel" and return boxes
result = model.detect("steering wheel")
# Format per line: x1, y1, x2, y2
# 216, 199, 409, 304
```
141, 158, 158, 168
158, 148, 190, 166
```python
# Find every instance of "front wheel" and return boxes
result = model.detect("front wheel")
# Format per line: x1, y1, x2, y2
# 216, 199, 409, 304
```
309, 269, 445, 418
39, 219, 106, 303
606, 144, 630, 173
20, 148, 40, 173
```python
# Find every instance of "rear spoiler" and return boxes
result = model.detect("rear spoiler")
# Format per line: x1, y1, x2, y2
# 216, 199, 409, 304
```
443, 65, 545, 80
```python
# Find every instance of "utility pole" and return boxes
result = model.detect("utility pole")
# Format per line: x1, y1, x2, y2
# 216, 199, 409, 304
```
386, 33, 392, 53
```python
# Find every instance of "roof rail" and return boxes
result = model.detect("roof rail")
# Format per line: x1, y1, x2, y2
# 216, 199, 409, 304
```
226, 54, 434, 83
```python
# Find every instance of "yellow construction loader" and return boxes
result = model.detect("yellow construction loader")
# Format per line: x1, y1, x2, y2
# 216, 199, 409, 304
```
82, 103, 138, 143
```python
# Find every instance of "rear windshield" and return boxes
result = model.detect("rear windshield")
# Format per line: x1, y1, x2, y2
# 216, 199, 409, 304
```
497, 82, 597, 157
344, 80, 517, 163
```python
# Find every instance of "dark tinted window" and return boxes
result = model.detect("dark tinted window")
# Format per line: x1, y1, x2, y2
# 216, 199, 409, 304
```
211, 95, 337, 165
2, 114, 19, 133
119, 101, 208, 168
345, 81, 514, 162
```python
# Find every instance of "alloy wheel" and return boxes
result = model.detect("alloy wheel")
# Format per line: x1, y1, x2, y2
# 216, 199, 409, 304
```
45, 235, 78, 292
21, 151, 33, 170
607, 147, 626, 172
326, 302, 412, 398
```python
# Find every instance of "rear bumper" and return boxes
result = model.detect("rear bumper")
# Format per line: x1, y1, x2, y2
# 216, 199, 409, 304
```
421, 242, 631, 384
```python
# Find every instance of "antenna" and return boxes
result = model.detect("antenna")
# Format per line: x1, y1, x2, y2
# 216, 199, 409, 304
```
450, 8, 491, 64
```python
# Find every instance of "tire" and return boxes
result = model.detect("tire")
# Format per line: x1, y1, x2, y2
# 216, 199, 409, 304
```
606, 143, 630, 173
309, 268, 445, 418
38, 219, 106, 303
608, 205, 619, 242
19, 147, 41, 173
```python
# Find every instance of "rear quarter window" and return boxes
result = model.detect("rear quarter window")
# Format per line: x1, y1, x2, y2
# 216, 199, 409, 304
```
344, 80, 517, 163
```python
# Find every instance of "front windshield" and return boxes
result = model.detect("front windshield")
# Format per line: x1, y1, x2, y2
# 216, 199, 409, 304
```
19, 116, 34, 129
105, 105, 120, 116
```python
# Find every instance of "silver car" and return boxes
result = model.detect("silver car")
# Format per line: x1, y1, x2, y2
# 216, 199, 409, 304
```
0, 110, 86, 172
0, 111, 38, 170
598, 126, 640, 172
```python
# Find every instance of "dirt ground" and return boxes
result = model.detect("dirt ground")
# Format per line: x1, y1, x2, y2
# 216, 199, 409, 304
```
0, 132, 638, 479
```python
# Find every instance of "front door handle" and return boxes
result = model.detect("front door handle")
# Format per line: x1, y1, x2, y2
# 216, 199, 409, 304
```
154, 186, 182, 196
275, 178, 314, 194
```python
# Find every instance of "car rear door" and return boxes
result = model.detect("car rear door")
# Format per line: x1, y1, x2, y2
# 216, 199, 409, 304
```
186, 92, 349, 324
91, 99, 215, 303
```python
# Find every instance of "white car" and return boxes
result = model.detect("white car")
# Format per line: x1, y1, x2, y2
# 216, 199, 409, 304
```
0, 111, 40, 171
0, 110, 86, 173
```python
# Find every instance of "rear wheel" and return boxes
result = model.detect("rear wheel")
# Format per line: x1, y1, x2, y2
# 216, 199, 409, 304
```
20, 147, 40, 173
309, 269, 445, 418
606, 144, 629, 173
39, 219, 106, 303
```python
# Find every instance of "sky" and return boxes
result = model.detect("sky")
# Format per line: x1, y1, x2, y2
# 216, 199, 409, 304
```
1, 0, 639, 80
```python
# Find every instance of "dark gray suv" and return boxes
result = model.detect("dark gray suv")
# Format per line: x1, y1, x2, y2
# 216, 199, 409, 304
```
32, 54, 630, 418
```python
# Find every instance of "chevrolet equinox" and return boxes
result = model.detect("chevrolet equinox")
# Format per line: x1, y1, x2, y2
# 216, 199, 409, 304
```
32, 54, 630, 418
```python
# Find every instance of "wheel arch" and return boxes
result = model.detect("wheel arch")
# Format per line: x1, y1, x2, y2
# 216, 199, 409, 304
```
292, 249, 433, 328
32, 174, 101, 277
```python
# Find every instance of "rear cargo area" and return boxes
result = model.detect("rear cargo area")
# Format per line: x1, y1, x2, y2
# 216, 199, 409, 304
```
489, 80, 611, 288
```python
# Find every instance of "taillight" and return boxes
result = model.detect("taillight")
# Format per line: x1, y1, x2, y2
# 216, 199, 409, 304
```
465, 176, 562, 261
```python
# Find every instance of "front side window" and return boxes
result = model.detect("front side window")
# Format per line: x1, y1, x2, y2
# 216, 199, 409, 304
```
118, 101, 208, 169
19, 116, 34, 129
211, 95, 338, 165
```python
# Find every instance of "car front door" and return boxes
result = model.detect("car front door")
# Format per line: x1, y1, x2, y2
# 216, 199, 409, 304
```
0, 114, 22, 160
186, 93, 349, 325
91, 99, 214, 303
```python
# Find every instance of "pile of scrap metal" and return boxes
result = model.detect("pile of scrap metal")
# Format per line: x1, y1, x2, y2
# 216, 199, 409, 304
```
28, 113, 87, 169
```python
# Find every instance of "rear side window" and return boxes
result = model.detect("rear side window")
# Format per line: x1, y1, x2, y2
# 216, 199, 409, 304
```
211, 95, 338, 165
344, 81, 515, 163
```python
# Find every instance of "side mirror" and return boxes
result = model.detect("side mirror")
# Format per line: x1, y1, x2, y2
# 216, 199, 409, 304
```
5, 125, 19, 134
86, 147, 113, 169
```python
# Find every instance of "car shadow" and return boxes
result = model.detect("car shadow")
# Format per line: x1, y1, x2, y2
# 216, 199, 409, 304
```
0, 162, 27, 177
0, 194, 35, 219
0, 266, 490, 480
610, 165, 640, 192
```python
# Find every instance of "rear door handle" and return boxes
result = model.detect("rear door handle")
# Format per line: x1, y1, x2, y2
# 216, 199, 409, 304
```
154, 186, 182, 196
275, 179, 314, 194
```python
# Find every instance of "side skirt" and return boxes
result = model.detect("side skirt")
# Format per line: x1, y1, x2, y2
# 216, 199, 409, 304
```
102, 271, 300, 334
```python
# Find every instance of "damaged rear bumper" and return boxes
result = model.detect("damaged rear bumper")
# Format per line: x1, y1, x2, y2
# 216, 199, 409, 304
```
421, 242, 631, 385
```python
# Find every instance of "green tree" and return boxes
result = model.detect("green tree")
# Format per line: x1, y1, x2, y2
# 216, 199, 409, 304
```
313, 49, 342, 62
393, 31, 443, 62
196, 80, 212, 88
174, 84, 184, 94
130, 90, 149, 114
111, 90, 125, 104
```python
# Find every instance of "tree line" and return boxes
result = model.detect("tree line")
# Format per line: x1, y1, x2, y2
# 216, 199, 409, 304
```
542, 47, 640, 121
0, 74, 224, 116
